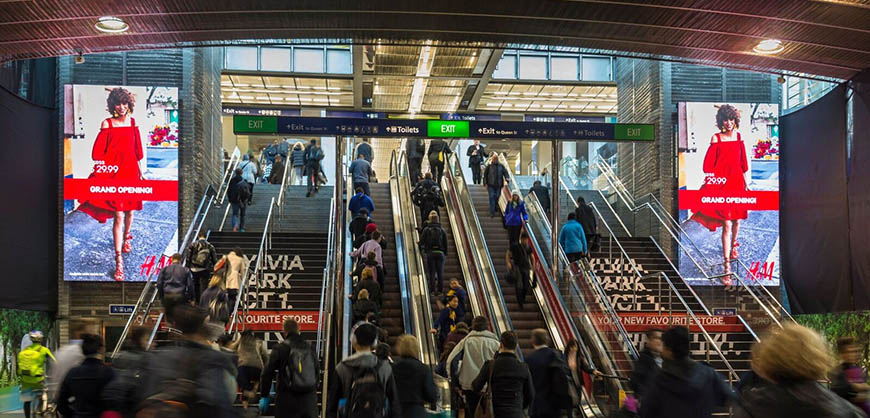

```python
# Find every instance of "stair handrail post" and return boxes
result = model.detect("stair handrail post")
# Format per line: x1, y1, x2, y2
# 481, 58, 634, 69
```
277, 150, 292, 219
228, 196, 275, 334
111, 271, 156, 359
218, 148, 242, 205
146, 312, 164, 348
179, 185, 215, 261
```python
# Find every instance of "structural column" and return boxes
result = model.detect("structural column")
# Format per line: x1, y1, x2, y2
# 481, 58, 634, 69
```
551, 139, 561, 280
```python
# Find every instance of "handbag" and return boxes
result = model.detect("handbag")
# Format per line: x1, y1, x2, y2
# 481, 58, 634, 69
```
474, 360, 496, 418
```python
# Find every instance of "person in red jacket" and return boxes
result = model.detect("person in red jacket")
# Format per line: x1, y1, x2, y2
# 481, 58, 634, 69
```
77, 88, 144, 282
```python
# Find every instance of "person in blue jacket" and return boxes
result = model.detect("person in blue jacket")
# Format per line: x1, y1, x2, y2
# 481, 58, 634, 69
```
504, 192, 528, 244
348, 187, 375, 216
559, 212, 588, 263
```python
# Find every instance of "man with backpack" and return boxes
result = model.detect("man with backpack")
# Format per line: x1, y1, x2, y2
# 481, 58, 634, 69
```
446, 316, 500, 418
186, 232, 216, 302
420, 212, 448, 294
156, 253, 194, 318
259, 318, 318, 418
412, 173, 443, 226
406, 138, 425, 186
18, 331, 55, 418
526, 329, 572, 418
427, 138, 452, 185
304, 139, 325, 197
228, 168, 251, 232
327, 322, 402, 418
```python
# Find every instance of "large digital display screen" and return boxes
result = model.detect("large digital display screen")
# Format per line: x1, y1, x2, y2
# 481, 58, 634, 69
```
63, 85, 179, 281
678, 102, 780, 286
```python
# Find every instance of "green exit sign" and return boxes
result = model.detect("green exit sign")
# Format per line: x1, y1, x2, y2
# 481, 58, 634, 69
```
427, 120, 470, 138
614, 124, 655, 141
234, 115, 277, 134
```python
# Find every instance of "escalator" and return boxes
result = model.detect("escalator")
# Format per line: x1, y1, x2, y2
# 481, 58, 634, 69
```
368, 183, 404, 346
467, 185, 548, 354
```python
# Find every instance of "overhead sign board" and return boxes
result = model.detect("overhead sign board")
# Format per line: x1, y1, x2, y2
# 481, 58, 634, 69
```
232, 115, 655, 141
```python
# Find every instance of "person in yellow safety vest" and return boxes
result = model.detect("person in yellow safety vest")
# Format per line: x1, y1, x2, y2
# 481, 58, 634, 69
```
18, 330, 55, 418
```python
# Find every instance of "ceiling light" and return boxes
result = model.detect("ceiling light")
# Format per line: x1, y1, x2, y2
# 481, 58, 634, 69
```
753, 39, 784, 54
95, 16, 129, 33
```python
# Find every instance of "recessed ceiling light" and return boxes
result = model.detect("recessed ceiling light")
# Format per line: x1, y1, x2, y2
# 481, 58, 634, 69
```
95, 16, 129, 33
753, 39, 784, 55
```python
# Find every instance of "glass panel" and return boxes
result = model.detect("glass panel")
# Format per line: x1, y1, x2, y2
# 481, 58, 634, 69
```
492, 54, 517, 79
326, 49, 352, 74
225, 47, 258, 71
550, 57, 579, 81
260, 47, 292, 72
582, 57, 612, 81
294, 48, 325, 73
519, 55, 547, 80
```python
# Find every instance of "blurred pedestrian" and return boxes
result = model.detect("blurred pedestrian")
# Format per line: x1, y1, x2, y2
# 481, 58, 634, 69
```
506, 233, 536, 310
631, 329, 663, 400
832, 336, 870, 416
103, 327, 152, 418
57, 334, 115, 418
640, 326, 733, 418
735, 324, 864, 418
392, 335, 438, 418
527, 329, 572, 418
199, 273, 229, 325
232, 330, 269, 410
259, 318, 318, 418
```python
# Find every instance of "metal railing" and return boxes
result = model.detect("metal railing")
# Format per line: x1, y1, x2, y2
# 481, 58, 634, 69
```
593, 158, 792, 323
316, 196, 337, 359
228, 196, 277, 333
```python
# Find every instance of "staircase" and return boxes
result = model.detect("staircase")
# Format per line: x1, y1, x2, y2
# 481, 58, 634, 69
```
589, 235, 753, 380
468, 185, 546, 355
205, 184, 332, 233
367, 183, 403, 347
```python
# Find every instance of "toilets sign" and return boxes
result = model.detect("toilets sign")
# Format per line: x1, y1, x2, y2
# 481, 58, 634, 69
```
232, 115, 654, 141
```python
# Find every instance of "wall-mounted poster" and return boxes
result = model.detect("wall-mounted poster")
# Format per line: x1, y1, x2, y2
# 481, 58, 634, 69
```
678, 102, 780, 286
63, 85, 179, 281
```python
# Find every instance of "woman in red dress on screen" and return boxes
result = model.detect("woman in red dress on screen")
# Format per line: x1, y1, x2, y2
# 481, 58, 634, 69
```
77, 88, 144, 281
691, 104, 749, 276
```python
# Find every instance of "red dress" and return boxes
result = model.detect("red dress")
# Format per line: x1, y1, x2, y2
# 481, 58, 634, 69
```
78, 118, 144, 223
691, 132, 749, 231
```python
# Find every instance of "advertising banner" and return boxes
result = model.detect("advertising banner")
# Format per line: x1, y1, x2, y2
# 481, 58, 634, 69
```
239, 310, 320, 332
677, 102, 780, 286
62, 85, 179, 282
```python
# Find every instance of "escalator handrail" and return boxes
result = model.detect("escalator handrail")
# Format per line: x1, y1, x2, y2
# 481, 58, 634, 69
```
389, 150, 417, 338
341, 138, 355, 360
444, 153, 512, 336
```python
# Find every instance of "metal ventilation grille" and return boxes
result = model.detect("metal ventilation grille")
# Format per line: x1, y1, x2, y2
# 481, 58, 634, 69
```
479, 83, 618, 113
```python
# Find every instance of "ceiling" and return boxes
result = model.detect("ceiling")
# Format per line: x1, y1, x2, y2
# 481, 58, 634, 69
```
1, 1, 868, 80
221, 74, 353, 107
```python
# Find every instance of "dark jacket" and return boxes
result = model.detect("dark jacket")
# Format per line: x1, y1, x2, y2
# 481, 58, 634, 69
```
353, 299, 379, 323
357, 142, 374, 163
261, 333, 319, 418
735, 379, 865, 418
472, 352, 535, 418
103, 349, 150, 418
484, 163, 510, 189
349, 192, 375, 215
58, 357, 116, 418
530, 184, 551, 213
349, 214, 372, 245
629, 348, 661, 399
303, 145, 324, 171
420, 222, 448, 255
526, 346, 565, 418
574, 204, 597, 237
640, 358, 734, 418
326, 351, 402, 418
445, 330, 468, 347
140, 340, 237, 418
467, 144, 488, 167
227, 175, 245, 205
269, 159, 286, 184
406, 139, 426, 160
200, 286, 228, 316
412, 178, 443, 208
391, 356, 438, 418
427, 139, 452, 162
443, 286, 468, 320
433, 307, 457, 341
157, 262, 193, 301
290, 147, 306, 167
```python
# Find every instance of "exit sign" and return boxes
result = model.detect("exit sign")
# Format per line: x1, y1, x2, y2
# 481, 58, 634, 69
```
427, 120, 470, 138
233, 115, 278, 134
614, 124, 655, 141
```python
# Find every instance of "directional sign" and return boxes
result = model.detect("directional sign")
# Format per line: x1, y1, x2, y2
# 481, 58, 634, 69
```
233, 115, 655, 141
109, 304, 135, 315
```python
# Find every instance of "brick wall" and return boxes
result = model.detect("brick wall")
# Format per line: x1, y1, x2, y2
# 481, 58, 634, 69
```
58, 48, 224, 339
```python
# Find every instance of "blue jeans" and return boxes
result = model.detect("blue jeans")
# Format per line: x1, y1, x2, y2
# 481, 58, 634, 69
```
231, 202, 246, 231
487, 186, 501, 216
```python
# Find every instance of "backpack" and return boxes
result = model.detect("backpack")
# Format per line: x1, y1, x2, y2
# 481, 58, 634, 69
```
136, 351, 199, 418
191, 241, 211, 268
17, 346, 45, 379
236, 179, 251, 202
207, 290, 229, 323
420, 225, 444, 253
430, 142, 446, 164
345, 360, 387, 418
282, 342, 317, 393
